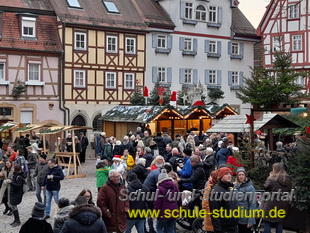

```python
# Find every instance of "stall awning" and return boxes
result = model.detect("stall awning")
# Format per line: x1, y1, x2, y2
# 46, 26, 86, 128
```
207, 114, 300, 133
39, 126, 92, 134
0, 122, 19, 132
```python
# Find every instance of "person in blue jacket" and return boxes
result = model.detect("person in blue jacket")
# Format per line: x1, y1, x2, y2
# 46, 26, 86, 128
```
178, 148, 193, 191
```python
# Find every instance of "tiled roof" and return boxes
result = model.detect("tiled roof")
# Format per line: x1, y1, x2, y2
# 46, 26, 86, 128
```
50, 0, 149, 31
0, 12, 62, 52
231, 8, 259, 39
0, 0, 54, 11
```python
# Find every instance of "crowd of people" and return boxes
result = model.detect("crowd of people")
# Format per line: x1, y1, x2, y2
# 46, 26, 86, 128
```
0, 127, 293, 233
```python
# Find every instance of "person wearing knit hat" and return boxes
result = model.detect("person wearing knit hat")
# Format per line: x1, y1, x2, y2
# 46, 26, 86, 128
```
19, 202, 53, 233
209, 167, 238, 233
157, 169, 173, 186
179, 148, 193, 191
234, 167, 256, 233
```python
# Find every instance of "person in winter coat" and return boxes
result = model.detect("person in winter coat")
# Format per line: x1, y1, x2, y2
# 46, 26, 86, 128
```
7, 164, 26, 227
97, 169, 129, 233
34, 153, 49, 205
154, 169, 181, 233
153, 132, 166, 156
178, 155, 206, 190
202, 147, 216, 179
150, 155, 164, 171
261, 163, 292, 233
178, 148, 193, 191
142, 147, 153, 168
113, 140, 122, 156
163, 132, 172, 145
0, 159, 14, 215
121, 149, 135, 170
121, 136, 135, 156
216, 146, 231, 167
53, 198, 73, 233
126, 172, 150, 233
111, 155, 127, 179
131, 158, 149, 184
61, 197, 107, 233
44, 158, 64, 219
79, 132, 89, 163
96, 161, 110, 191
20, 202, 53, 233
102, 138, 113, 163
26, 146, 38, 191
164, 143, 173, 162
234, 167, 256, 233
209, 167, 238, 233
168, 148, 184, 172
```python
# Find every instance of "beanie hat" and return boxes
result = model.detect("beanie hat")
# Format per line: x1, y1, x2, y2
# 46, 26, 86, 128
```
217, 167, 232, 180
157, 132, 162, 136
32, 202, 45, 218
183, 148, 192, 157
127, 172, 138, 182
236, 167, 246, 175
145, 147, 152, 153
112, 155, 122, 161
137, 158, 146, 166
39, 153, 47, 160
157, 169, 172, 185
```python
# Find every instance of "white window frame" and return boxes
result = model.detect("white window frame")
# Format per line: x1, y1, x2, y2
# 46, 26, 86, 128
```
185, 2, 193, 20
209, 41, 217, 53
66, 0, 81, 8
273, 36, 282, 52
184, 38, 193, 51
105, 72, 116, 88
232, 71, 239, 85
22, 17, 36, 38
208, 6, 217, 23
28, 63, 40, 81
124, 73, 134, 89
195, 5, 206, 21
209, 70, 217, 84
231, 43, 239, 55
158, 67, 166, 83
74, 70, 86, 88
292, 35, 302, 51
288, 4, 299, 19
295, 76, 305, 85
0, 62, 5, 81
125, 37, 136, 54
184, 69, 193, 84
107, 35, 118, 53
157, 35, 167, 49
74, 32, 87, 50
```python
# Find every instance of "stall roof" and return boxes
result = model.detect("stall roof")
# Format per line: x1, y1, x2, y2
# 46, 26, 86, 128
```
39, 125, 92, 134
0, 122, 19, 132
207, 114, 300, 133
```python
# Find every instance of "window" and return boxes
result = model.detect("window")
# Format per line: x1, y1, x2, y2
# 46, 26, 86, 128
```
0, 63, 5, 81
74, 70, 85, 88
92, 114, 103, 132
124, 73, 134, 89
231, 71, 239, 85
185, 2, 193, 19
22, 17, 36, 37
184, 38, 192, 51
103, 1, 120, 13
107, 36, 117, 53
20, 111, 33, 124
157, 35, 166, 49
75, 32, 86, 50
158, 67, 166, 83
292, 35, 302, 51
273, 36, 282, 52
152, 34, 172, 54
209, 70, 217, 84
209, 41, 216, 53
295, 76, 305, 85
231, 43, 239, 55
106, 72, 116, 88
209, 6, 217, 23
184, 69, 193, 84
196, 5, 206, 21
288, 4, 299, 19
125, 37, 136, 54
228, 42, 244, 59
66, 0, 81, 8
28, 63, 40, 81
0, 108, 12, 117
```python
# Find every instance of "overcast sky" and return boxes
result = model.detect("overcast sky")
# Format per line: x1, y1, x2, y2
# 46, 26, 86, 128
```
238, 0, 270, 28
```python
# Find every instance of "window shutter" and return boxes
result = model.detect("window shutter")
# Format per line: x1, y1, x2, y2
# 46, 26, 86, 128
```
152, 34, 157, 48
217, 41, 222, 56
152, 67, 158, 83
228, 42, 232, 55
205, 40, 209, 53
205, 69, 210, 85
218, 7, 223, 25
167, 67, 172, 83
193, 38, 198, 52
228, 71, 233, 86
179, 37, 185, 50
193, 69, 198, 84
240, 43, 244, 58
180, 1, 185, 19
167, 35, 173, 50
179, 68, 185, 84
239, 71, 244, 86
217, 70, 222, 85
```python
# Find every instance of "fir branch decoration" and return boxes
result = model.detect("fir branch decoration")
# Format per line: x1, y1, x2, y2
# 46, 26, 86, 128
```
12, 80, 27, 99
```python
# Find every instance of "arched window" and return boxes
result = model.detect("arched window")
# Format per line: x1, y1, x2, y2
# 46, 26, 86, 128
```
92, 114, 102, 132
71, 115, 86, 135
196, 5, 206, 21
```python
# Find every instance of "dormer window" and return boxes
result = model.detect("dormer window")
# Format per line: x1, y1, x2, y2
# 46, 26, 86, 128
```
66, 0, 81, 8
103, 1, 120, 14
22, 17, 36, 38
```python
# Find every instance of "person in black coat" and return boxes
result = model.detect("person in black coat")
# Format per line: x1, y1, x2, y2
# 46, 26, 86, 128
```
153, 132, 166, 156
131, 158, 149, 184
60, 197, 107, 233
126, 172, 150, 233
178, 155, 206, 190
168, 148, 184, 173
142, 147, 153, 168
202, 147, 216, 179
19, 202, 53, 233
113, 140, 122, 156
79, 132, 89, 163
7, 164, 25, 227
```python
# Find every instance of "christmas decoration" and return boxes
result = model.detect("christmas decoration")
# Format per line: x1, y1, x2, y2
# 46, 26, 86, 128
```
245, 114, 256, 124
306, 126, 310, 134
170, 91, 177, 107
148, 84, 170, 106
12, 80, 27, 99
130, 87, 145, 106
143, 86, 149, 105
193, 100, 205, 106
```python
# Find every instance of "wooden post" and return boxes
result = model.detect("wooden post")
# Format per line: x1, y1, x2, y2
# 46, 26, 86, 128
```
171, 119, 175, 140
268, 129, 273, 151
199, 118, 203, 140
43, 133, 46, 154
71, 129, 77, 176
250, 108, 255, 168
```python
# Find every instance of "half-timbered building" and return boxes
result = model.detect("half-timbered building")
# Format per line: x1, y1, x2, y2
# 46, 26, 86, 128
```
0, 0, 63, 127
49, 0, 149, 134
